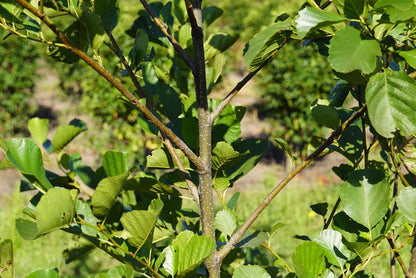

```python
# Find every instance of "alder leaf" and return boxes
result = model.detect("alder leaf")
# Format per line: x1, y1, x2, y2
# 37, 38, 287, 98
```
366, 71, 416, 138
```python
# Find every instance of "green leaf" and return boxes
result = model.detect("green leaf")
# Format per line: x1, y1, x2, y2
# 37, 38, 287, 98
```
26, 269, 60, 278
52, 119, 87, 152
202, 6, 223, 26
296, 7, 347, 39
236, 229, 268, 248
212, 101, 246, 144
168, 231, 216, 277
292, 241, 326, 278
146, 147, 191, 170
47, 20, 88, 63
366, 71, 416, 138
329, 80, 351, 107
212, 142, 246, 171
244, 21, 292, 71
397, 187, 416, 223
36, 187, 77, 235
374, 0, 416, 22
232, 265, 271, 278
83, 12, 105, 51
129, 29, 149, 69
340, 169, 390, 230
120, 198, 163, 249
226, 139, 269, 183
227, 192, 240, 210
339, 0, 366, 19
92, 172, 129, 218
0, 1, 23, 24
76, 199, 99, 236
314, 229, 351, 269
215, 209, 237, 237
6, 138, 53, 191
310, 202, 328, 217
102, 151, 132, 177
311, 99, 340, 129
94, 0, 119, 31
399, 50, 416, 69
28, 117, 49, 146
124, 172, 180, 195
0, 239, 13, 278
273, 138, 294, 165
329, 26, 381, 74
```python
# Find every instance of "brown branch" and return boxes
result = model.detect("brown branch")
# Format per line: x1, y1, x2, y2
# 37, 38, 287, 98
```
387, 233, 413, 278
218, 105, 367, 261
211, 36, 291, 122
13, 0, 203, 172
105, 30, 149, 102
139, 0, 195, 71
163, 138, 199, 205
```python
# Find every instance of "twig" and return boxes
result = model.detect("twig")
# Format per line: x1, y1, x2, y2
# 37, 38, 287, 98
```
323, 197, 340, 229
260, 243, 293, 273
105, 30, 149, 102
387, 234, 413, 278
13, 0, 204, 172
138, 0, 195, 71
211, 36, 291, 122
390, 139, 411, 188
163, 138, 200, 205
218, 105, 367, 260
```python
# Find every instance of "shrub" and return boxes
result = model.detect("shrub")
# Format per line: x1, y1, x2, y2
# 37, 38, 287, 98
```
0, 29, 39, 136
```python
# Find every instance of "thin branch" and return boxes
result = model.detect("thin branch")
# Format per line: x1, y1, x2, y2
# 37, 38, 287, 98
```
13, 0, 204, 172
211, 36, 291, 122
105, 30, 149, 102
138, 0, 195, 71
390, 139, 412, 188
218, 105, 367, 261
163, 138, 200, 205
387, 233, 413, 278
323, 197, 340, 229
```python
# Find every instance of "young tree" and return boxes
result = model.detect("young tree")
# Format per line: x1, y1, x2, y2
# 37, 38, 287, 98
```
1, 0, 416, 277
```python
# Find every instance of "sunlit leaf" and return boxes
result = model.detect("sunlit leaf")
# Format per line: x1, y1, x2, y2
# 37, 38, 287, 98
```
102, 151, 132, 177
215, 209, 237, 237
120, 199, 163, 249
52, 119, 87, 152
329, 26, 381, 74
292, 241, 326, 278
6, 138, 53, 191
366, 71, 416, 138
340, 169, 390, 230
232, 265, 271, 278
92, 172, 128, 218
397, 187, 416, 223
314, 229, 351, 269
244, 21, 292, 71
28, 117, 49, 146
296, 7, 346, 39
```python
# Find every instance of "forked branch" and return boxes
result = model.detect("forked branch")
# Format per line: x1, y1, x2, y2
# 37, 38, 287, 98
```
13, 0, 204, 171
